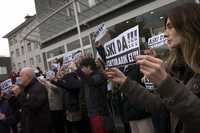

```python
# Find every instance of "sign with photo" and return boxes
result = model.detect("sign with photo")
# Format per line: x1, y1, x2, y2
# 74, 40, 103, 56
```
104, 25, 140, 67
95, 23, 107, 42
0, 79, 12, 93
148, 33, 167, 48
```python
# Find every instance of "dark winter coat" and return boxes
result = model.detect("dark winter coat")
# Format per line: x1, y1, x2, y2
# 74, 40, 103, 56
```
83, 70, 109, 117
10, 78, 51, 133
0, 99, 17, 133
52, 72, 83, 112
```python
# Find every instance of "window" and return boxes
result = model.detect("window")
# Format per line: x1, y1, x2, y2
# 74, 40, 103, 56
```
0, 66, 7, 75
34, 42, 39, 49
30, 58, 34, 65
67, 40, 80, 51
84, 47, 93, 56
82, 36, 90, 46
88, 0, 96, 7
12, 64, 16, 71
36, 55, 42, 64
9, 35, 17, 46
47, 46, 65, 59
16, 49, 20, 57
21, 46, 24, 55
9, 39, 14, 46
66, 7, 74, 17
23, 60, 26, 67
27, 43, 32, 52
11, 51, 14, 57
18, 63, 21, 69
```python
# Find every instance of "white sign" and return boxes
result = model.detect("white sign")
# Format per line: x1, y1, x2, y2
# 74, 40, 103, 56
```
51, 63, 60, 71
104, 25, 140, 67
72, 50, 82, 60
46, 71, 55, 80
63, 53, 73, 66
0, 79, 12, 93
143, 77, 155, 90
15, 77, 22, 85
148, 33, 167, 48
95, 23, 107, 42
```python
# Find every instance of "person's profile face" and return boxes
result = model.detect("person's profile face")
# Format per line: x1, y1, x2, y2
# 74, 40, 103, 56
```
19, 71, 29, 87
164, 18, 182, 51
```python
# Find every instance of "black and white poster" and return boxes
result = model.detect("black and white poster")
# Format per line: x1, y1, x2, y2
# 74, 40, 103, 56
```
46, 70, 55, 80
63, 53, 73, 66
95, 23, 107, 42
104, 25, 140, 67
148, 33, 167, 48
0, 79, 12, 93
72, 50, 82, 60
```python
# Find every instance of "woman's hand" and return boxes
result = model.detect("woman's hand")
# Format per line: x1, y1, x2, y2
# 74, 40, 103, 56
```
136, 55, 168, 85
105, 68, 127, 85
0, 112, 6, 120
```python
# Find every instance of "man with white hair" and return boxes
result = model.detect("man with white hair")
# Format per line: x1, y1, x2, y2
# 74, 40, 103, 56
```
11, 67, 51, 133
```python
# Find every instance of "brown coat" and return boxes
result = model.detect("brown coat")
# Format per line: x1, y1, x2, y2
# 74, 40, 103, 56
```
122, 74, 200, 133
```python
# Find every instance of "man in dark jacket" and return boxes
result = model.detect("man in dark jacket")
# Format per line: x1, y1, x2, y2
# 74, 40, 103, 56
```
11, 67, 51, 133
80, 57, 114, 133
0, 90, 17, 133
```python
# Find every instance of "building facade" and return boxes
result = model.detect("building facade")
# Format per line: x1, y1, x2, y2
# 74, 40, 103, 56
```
34, 0, 196, 70
3, 16, 45, 72
28, 0, 196, 70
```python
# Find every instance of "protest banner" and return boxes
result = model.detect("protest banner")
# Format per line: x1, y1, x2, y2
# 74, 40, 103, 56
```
148, 33, 167, 48
143, 77, 155, 90
15, 77, 22, 85
95, 23, 107, 42
63, 53, 73, 66
51, 63, 60, 72
148, 33, 169, 59
104, 25, 140, 67
0, 79, 12, 93
46, 70, 55, 80
72, 50, 82, 60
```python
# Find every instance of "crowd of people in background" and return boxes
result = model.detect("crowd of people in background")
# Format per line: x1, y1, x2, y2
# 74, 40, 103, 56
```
0, 2, 200, 133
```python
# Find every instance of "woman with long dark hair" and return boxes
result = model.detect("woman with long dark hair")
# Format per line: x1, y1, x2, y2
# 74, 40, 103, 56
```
106, 3, 200, 133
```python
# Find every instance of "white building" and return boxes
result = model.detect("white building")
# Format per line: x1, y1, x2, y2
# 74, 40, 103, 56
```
3, 15, 45, 72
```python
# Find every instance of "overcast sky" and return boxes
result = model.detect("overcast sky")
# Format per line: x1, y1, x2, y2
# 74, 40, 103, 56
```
0, 0, 36, 57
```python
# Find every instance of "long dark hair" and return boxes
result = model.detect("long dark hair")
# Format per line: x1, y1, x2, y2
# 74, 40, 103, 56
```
165, 3, 200, 74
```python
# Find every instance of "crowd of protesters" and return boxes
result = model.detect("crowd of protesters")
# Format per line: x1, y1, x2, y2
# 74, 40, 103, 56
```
0, 2, 200, 133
